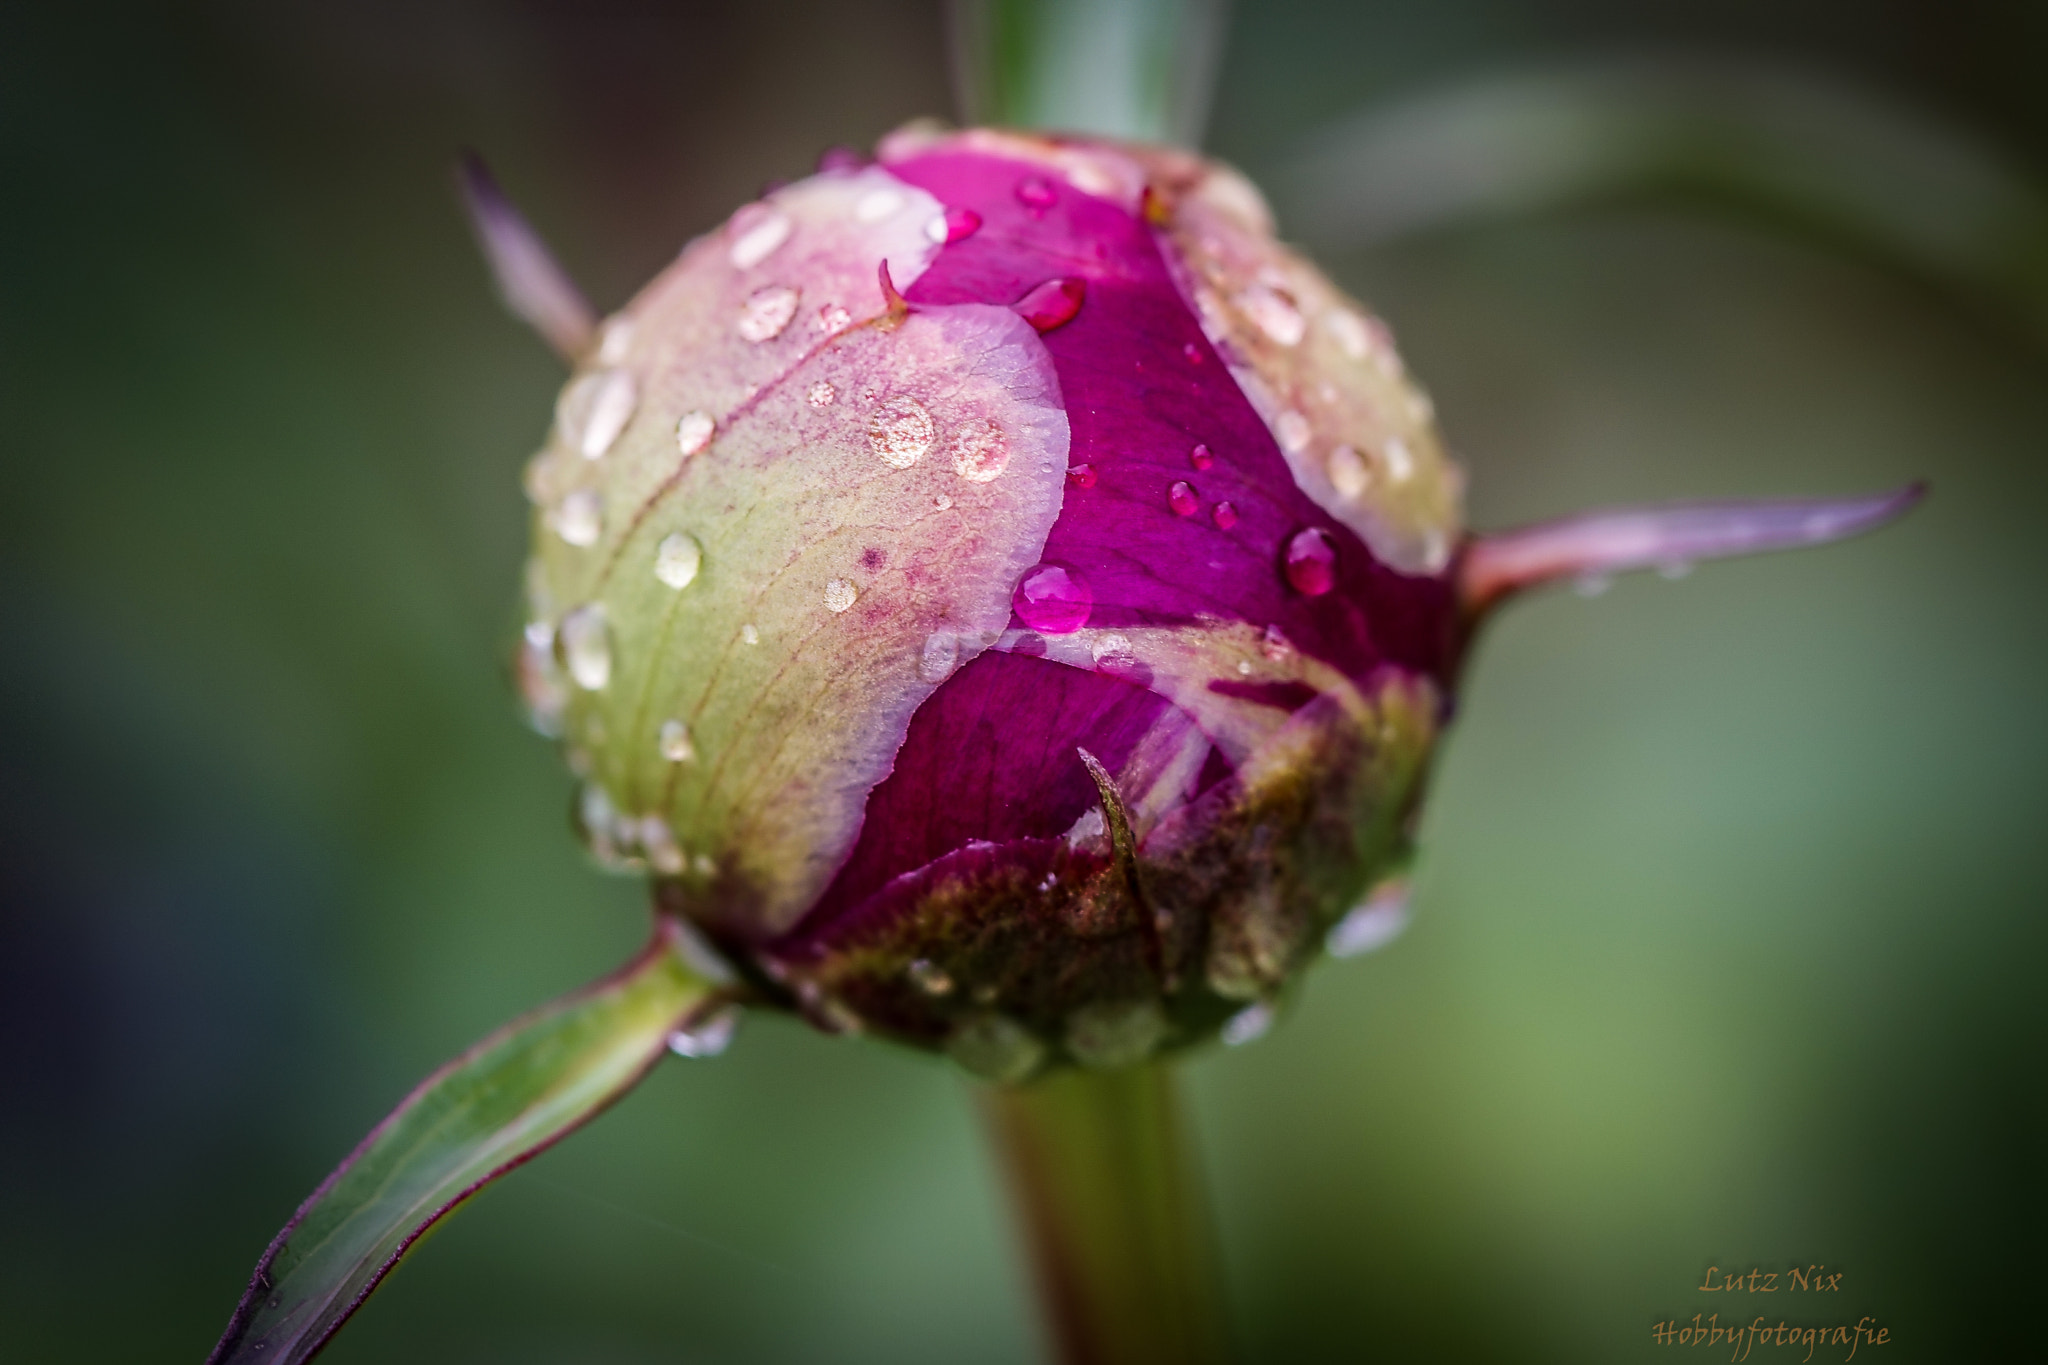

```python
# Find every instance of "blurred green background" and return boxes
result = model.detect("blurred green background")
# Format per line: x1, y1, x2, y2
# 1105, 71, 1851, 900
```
2, 2, 2040, 1361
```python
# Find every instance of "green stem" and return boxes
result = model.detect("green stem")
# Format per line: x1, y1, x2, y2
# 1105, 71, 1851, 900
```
947, 0, 1229, 146
979, 1062, 1231, 1365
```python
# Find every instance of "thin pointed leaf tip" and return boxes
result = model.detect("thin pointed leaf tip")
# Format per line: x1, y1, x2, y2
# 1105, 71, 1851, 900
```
506, 124, 1921, 1079
457, 150, 598, 362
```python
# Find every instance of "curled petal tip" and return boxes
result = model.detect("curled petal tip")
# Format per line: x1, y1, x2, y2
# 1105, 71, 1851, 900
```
456, 150, 598, 363
1459, 482, 1926, 614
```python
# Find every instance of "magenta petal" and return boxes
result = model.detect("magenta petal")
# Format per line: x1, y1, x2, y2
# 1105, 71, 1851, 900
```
782, 651, 1176, 947
1459, 484, 1926, 610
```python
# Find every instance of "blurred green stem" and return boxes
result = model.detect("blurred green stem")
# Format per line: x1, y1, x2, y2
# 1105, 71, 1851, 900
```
947, 0, 1228, 146
980, 1063, 1231, 1365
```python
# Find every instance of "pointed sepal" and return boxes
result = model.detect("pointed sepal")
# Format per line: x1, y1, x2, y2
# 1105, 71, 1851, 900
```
457, 151, 600, 362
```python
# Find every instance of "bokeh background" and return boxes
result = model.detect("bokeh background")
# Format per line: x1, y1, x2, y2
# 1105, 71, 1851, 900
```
3, 2, 2041, 1361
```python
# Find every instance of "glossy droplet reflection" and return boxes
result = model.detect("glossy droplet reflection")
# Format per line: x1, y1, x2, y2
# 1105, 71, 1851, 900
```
908, 958, 955, 996
558, 369, 638, 459
553, 488, 602, 546
948, 1014, 1044, 1083
737, 286, 800, 342
1285, 527, 1337, 596
949, 418, 1009, 482
1328, 881, 1411, 958
824, 578, 859, 613
669, 1005, 741, 1058
1168, 481, 1199, 517
1239, 282, 1305, 346
1013, 278, 1086, 333
1212, 500, 1239, 530
1328, 444, 1370, 499
558, 604, 612, 690
1221, 1001, 1275, 1047
654, 532, 702, 589
927, 205, 982, 244
869, 396, 934, 468
727, 204, 791, 269
1014, 175, 1057, 214
1189, 444, 1213, 470
675, 410, 715, 456
1013, 564, 1093, 635
1066, 463, 1097, 490
807, 381, 837, 408
658, 718, 695, 763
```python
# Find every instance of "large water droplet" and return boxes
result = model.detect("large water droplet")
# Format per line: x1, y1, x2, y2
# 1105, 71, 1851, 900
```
1212, 500, 1239, 530
1168, 480, 1199, 517
654, 532, 703, 589
1013, 564, 1092, 634
1189, 443, 1214, 470
854, 187, 904, 222
675, 410, 715, 456
1327, 881, 1411, 958
727, 204, 791, 269
949, 417, 1009, 482
1014, 175, 1057, 214
558, 604, 612, 689
824, 578, 859, 613
1328, 445, 1370, 499
1066, 463, 1097, 490
1066, 999, 1167, 1069
869, 396, 934, 468
658, 718, 696, 763
558, 369, 638, 459
1221, 1001, 1275, 1047
807, 381, 837, 408
947, 1014, 1044, 1083
1239, 282, 1305, 346
1013, 277, 1085, 333
669, 1005, 741, 1058
553, 488, 602, 546
737, 285, 800, 342
918, 630, 960, 682
1284, 528, 1337, 596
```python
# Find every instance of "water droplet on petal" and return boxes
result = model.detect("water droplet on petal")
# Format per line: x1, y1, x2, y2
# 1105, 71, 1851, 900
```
918, 630, 960, 682
1014, 175, 1057, 214
949, 418, 1009, 482
1325, 308, 1370, 359
807, 380, 837, 407
854, 187, 903, 221
517, 622, 568, 735
1066, 463, 1097, 490
908, 958, 955, 996
1239, 281, 1305, 346
558, 369, 639, 459
669, 1004, 742, 1058
816, 303, 851, 335
740, 623, 760, 645
926, 205, 982, 243
1066, 999, 1167, 1069
948, 1014, 1044, 1082
596, 315, 636, 364
1212, 500, 1239, 530
933, 492, 954, 510
654, 532, 702, 589
824, 578, 859, 613
869, 396, 934, 468
675, 410, 715, 456
737, 285, 800, 342
553, 488, 602, 546
1275, 410, 1311, 455
1013, 277, 1085, 332
1328, 444, 1370, 499
1013, 564, 1093, 634
558, 604, 612, 689
1183, 341, 1204, 364
1190, 443, 1214, 470
727, 204, 791, 268
658, 718, 696, 763
1328, 881, 1411, 958
1383, 437, 1415, 484
639, 815, 685, 874
1284, 528, 1337, 596
1168, 480, 1199, 517
1221, 1001, 1275, 1047
1236, 659, 1253, 675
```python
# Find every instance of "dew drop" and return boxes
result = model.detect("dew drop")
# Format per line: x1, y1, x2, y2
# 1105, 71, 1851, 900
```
658, 718, 696, 763
1325, 308, 1370, 359
926, 205, 982, 243
654, 532, 702, 589
1014, 175, 1057, 213
727, 204, 791, 268
1168, 480, 1199, 517
1183, 341, 1203, 364
807, 380, 837, 407
669, 1005, 741, 1058
1212, 500, 1239, 530
640, 815, 685, 875
737, 285, 800, 342
816, 303, 851, 335
1239, 282, 1305, 346
1383, 437, 1415, 484
948, 1014, 1044, 1083
1066, 999, 1168, 1069
1284, 528, 1337, 596
553, 488, 602, 546
933, 492, 954, 510
1275, 409, 1311, 455
1189, 443, 1214, 470
869, 396, 934, 468
517, 623, 568, 735
1221, 1001, 1275, 1047
1328, 444, 1370, 499
824, 578, 859, 613
918, 630, 961, 682
1013, 564, 1093, 634
558, 604, 612, 689
740, 623, 760, 645
1236, 659, 1253, 675
949, 418, 1009, 482
1013, 277, 1086, 333
558, 369, 639, 459
908, 958, 955, 996
596, 315, 636, 364
854, 187, 903, 222
675, 410, 715, 456
1328, 881, 1411, 958
1066, 463, 1097, 490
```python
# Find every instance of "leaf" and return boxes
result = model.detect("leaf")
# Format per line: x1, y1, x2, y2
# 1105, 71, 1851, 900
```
207, 919, 716, 1365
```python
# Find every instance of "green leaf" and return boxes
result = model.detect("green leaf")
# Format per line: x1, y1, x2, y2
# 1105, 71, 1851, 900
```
207, 919, 717, 1365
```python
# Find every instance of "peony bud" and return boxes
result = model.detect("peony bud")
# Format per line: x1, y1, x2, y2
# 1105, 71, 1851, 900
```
507, 127, 1908, 1081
